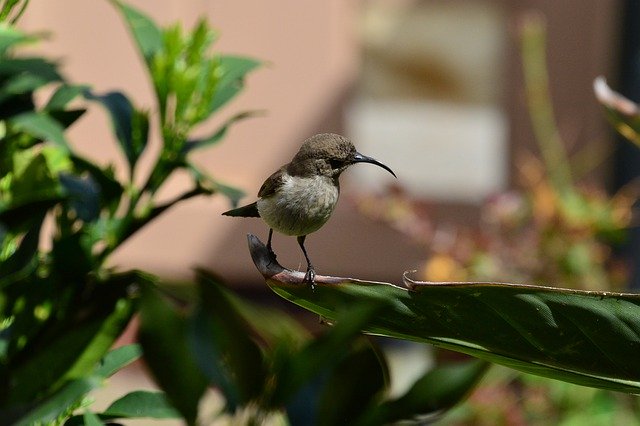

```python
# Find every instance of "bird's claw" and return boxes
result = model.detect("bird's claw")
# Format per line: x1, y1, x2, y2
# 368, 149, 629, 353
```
267, 248, 278, 262
303, 266, 316, 289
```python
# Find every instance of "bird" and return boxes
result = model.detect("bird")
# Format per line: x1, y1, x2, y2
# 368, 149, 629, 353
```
223, 133, 396, 284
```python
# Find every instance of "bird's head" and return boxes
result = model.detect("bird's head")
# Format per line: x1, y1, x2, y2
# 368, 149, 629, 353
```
288, 133, 396, 179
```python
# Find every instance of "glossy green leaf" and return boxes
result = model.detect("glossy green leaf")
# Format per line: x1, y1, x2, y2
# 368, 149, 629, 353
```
138, 284, 207, 424
247, 234, 640, 394
112, 1, 162, 63
359, 359, 489, 425
102, 390, 181, 419
209, 55, 260, 113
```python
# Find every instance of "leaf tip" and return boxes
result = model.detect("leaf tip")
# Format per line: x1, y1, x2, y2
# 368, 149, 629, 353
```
594, 76, 639, 116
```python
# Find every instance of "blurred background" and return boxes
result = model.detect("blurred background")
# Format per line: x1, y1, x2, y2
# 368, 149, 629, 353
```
18, 0, 623, 287
17, 0, 640, 423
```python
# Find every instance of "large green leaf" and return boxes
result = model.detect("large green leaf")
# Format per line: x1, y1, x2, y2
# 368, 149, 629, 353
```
247, 234, 640, 394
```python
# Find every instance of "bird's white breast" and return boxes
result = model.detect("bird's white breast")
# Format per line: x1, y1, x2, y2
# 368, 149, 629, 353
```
257, 174, 339, 236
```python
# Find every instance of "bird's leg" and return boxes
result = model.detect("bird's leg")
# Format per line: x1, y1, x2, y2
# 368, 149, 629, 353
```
297, 235, 316, 286
266, 228, 277, 262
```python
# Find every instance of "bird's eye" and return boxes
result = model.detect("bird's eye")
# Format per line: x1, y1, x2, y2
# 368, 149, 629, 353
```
329, 159, 343, 169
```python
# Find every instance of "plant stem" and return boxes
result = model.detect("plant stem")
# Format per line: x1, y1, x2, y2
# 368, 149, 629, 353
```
520, 12, 573, 195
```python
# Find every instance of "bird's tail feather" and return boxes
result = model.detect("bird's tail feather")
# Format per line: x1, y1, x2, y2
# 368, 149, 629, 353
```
222, 201, 260, 218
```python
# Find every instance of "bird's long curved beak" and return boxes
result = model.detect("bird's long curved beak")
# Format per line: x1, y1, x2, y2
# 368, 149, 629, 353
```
352, 152, 397, 178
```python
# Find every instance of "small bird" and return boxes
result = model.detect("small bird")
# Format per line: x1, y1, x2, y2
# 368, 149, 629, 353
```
223, 133, 396, 283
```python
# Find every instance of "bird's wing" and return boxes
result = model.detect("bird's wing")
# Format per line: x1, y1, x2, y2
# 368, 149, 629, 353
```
222, 201, 259, 217
258, 167, 287, 198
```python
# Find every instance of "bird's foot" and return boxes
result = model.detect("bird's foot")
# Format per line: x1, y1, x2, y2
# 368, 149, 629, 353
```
266, 244, 278, 266
303, 265, 316, 289
267, 248, 278, 263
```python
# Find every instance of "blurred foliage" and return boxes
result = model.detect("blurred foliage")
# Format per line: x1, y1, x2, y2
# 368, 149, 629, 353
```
0, 2, 488, 425
355, 12, 640, 425
133, 270, 488, 425
0, 0, 29, 24
6, 1, 640, 425
0, 0, 259, 423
